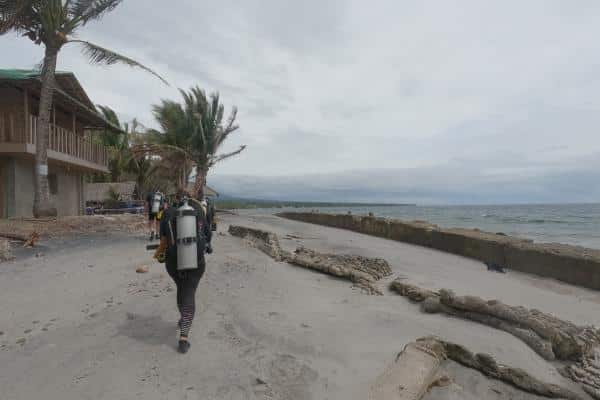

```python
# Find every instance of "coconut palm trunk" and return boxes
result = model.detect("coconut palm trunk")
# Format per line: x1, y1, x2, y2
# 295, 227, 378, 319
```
33, 46, 60, 217
192, 167, 207, 200
1, 0, 167, 218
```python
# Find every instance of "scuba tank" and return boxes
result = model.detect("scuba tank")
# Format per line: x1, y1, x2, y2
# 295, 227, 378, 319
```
151, 192, 162, 213
175, 200, 198, 270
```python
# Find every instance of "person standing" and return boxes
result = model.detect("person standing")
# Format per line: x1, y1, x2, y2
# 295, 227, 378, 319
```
146, 190, 164, 241
158, 193, 212, 353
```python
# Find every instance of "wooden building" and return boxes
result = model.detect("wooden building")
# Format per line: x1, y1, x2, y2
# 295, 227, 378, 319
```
0, 69, 115, 217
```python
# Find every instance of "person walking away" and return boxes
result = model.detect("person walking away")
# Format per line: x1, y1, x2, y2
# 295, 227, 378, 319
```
205, 196, 217, 232
146, 190, 164, 241
158, 193, 212, 353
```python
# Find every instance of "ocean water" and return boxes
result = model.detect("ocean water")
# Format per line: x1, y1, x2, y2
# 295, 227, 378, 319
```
259, 203, 600, 250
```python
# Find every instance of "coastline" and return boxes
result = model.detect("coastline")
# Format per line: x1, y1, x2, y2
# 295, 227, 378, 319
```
277, 212, 600, 290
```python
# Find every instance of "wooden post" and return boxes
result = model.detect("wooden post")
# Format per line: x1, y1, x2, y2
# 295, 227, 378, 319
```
9, 113, 14, 142
23, 88, 29, 143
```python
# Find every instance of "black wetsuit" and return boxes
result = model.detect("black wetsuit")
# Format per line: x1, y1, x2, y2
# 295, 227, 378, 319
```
160, 202, 211, 337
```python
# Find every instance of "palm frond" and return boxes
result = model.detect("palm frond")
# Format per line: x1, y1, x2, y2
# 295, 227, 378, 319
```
69, 39, 169, 85
0, 0, 40, 35
69, 0, 122, 25
130, 143, 191, 161
97, 104, 120, 126
208, 145, 246, 167
0, 0, 19, 32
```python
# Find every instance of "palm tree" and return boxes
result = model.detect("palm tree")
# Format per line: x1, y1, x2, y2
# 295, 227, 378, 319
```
0, 1, 167, 217
97, 105, 132, 182
128, 127, 160, 200
134, 86, 245, 199
147, 99, 193, 190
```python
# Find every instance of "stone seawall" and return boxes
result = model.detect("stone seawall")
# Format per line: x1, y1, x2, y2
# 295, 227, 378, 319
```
277, 212, 600, 290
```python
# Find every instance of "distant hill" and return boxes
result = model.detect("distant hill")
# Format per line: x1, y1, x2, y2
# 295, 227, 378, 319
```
214, 196, 415, 210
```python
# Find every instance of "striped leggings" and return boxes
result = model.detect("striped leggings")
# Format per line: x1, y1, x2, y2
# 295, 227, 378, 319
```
166, 258, 205, 337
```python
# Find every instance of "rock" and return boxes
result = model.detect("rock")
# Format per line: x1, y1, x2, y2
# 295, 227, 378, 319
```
16, 337, 26, 345
136, 265, 149, 273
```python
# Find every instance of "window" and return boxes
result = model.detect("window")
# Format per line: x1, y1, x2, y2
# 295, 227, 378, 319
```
48, 173, 58, 195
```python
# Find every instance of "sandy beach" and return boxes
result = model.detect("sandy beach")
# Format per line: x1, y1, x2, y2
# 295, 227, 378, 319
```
1, 211, 598, 399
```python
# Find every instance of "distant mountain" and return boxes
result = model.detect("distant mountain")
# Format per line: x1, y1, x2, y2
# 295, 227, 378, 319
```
209, 161, 600, 205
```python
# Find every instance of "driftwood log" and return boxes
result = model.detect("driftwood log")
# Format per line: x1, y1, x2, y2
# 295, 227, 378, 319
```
228, 225, 392, 295
228, 225, 286, 261
432, 337, 583, 400
287, 247, 391, 295
368, 338, 445, 400
391, 279, 600, 398
0, 231, 39, 247
369, 336, 582, 400
0, 232, 30, 242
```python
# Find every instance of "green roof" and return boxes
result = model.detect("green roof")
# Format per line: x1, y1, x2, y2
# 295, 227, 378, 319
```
0, 68, 123, 132
0, 69, 71, 80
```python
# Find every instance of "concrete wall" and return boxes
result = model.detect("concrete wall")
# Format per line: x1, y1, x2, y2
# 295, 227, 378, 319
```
0, 157, 8, 218
1, 156, 83, 218
277, 212, 600, 291
13, 157, 35, 217
53, 169, 83, 216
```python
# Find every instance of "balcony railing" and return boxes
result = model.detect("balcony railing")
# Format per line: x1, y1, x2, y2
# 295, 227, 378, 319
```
0, 113, 108, 169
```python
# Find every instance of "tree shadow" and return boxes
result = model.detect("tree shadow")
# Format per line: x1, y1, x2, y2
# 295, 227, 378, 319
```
117, 313, 177, 350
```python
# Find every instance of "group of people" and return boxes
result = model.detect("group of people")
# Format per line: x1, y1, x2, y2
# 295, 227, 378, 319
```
145, 190, 215, 354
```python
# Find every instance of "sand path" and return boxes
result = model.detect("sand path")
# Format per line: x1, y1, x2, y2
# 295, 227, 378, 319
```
1, 212, 598, 399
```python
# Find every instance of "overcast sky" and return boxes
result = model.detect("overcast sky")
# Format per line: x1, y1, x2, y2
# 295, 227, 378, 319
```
2, 1, 599, 203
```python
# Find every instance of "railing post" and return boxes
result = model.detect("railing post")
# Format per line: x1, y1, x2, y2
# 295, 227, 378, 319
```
9, 113, 14, 142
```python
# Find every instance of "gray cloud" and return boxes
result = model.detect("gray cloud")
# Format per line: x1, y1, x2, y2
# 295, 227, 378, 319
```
2, 0, 599, 203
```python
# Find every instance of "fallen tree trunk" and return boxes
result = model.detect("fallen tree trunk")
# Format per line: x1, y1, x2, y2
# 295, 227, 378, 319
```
0, 232, 29, 241
391, 279, 600, 398
421, 296, 556, 361
438, 288, 597, 361
433, 337, 583, 400
370, 337, 582, 400
0, 231, 39, 248
368, 338, 445, 400
288, 247, 388, 295
228, 225, 287, 261
228, 225, 392, 295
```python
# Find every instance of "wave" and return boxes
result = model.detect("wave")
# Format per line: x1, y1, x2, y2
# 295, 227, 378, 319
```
480, 214, 571, 224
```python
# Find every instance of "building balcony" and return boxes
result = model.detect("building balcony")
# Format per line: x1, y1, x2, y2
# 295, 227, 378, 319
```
0, 113, 109, 173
